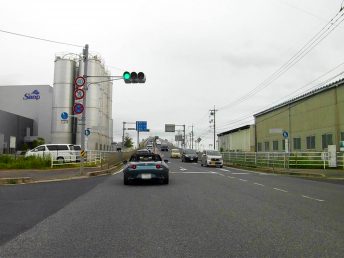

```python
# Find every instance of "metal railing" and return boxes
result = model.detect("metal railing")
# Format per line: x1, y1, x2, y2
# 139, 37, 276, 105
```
221, 151, 344, 169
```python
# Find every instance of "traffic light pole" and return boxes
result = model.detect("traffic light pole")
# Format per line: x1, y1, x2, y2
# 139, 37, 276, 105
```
80, 44, 89, 175
210, 106, 218, 150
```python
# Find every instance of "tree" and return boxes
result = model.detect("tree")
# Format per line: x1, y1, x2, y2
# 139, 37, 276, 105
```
123, 135, 133, 148
32, 137, 45, 148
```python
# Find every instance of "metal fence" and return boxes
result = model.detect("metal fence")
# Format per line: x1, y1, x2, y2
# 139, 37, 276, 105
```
221, 152, 344, 169
51, 150, 136, 168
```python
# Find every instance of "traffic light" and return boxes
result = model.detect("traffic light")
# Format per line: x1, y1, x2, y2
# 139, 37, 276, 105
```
123, 71, 146, 83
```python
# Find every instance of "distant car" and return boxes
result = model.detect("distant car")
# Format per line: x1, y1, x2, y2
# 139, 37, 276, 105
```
123, 153, 169, 185
146, 144, 154, 152
136, 149, 151, 155
160, 145, 169, 151
181, 149, 198, 163
200, 150, 223, 167
171, 149, 181, 158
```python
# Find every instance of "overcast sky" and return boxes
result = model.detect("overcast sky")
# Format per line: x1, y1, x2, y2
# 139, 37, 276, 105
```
1, 0, 344, 148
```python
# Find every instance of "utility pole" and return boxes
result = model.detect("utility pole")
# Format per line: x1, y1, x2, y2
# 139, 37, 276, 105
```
209, 106, 218, 150
191, 125, 194, 149
183, 124, 186, 149
80, 44, 89, 175
122, 122, 126, 148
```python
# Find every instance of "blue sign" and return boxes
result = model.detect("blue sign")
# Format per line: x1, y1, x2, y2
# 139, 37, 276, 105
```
61, 112, 69, 120
136, 121, 148, 132
23, 90, 40, 100
282, 131, 289, 139
85, 129, 91, 136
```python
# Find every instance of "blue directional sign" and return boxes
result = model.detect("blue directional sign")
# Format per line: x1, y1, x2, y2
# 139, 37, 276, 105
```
85, 129, 91, 136
61, 112, 69, 120
136, 121, 148, 132
282, 131, 289, 139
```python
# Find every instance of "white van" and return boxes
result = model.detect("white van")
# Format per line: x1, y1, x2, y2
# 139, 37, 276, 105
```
25, 144, 77, 163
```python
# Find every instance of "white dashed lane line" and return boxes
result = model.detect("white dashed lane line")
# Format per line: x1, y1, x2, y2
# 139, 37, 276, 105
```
273, 187, 288, 193
253, 182, 265, 187
302, 195, 325, 202
232, 173, 249, 175
227, 176, 236, 179
218, 168, 230, 172
238, 178, 248, 182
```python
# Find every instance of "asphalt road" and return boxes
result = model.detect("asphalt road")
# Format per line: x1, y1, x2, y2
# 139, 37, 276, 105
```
1, 155, 344, 257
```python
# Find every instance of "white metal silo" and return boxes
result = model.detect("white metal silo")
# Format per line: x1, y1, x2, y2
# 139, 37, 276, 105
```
51, 56, 76, 144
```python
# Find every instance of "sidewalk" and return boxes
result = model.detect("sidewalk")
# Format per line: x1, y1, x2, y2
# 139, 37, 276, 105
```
225, 163, 344, 179
0, 166, 114, 185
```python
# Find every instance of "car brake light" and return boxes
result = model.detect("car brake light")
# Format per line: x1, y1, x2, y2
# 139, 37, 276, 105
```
130, 164, 137, 169
156, 164, 162, 169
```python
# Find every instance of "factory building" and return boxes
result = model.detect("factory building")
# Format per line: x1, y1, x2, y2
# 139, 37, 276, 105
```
254, 79, 344, 152
217, 125, 255, 152
0, 53, 114, 152
51, 54, 113, 151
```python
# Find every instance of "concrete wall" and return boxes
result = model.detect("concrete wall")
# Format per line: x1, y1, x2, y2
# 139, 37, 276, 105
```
255, 85, 344, 152
0, 85, 53, 143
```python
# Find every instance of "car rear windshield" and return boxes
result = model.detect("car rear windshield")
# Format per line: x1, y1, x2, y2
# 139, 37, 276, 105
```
130, 154, 162, 162
184, 149, 197, 154
207, 150, 221, 155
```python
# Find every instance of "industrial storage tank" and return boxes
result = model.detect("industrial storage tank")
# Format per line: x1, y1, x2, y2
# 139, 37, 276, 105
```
51, 56, 76, 143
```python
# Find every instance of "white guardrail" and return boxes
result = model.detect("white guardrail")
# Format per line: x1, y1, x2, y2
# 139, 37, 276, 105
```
221, 152, 344, 169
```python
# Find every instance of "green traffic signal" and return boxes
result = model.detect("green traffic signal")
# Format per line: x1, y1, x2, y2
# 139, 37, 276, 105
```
123, 71, 131, 80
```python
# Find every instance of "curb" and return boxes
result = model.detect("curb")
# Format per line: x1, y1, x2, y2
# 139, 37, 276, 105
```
0, 164, 123, 185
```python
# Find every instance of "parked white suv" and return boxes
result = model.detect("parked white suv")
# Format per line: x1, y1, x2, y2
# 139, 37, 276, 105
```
200, 150, 223, 168
25, 144, 77, 163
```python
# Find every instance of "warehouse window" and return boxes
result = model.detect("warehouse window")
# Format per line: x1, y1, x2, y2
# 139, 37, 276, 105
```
273, 140, 278, 151
322, 133, 333, 149
293, 137, 301, 150
264, 141, 269, 151
257, 143, 262, 152
306, 136, 315, 150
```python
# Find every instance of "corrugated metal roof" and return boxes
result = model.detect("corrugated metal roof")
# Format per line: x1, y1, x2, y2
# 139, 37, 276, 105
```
254, 78, 344, 117
217, 124, 252, 137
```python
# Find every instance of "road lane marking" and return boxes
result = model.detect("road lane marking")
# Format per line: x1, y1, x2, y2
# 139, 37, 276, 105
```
112, 169, 123, 175
227, 176, 236, 179
273, 187, 288, 193
232, 173, 249, 175
302, 195, 325, 202
217, 173, 226, 177
238, 178, 248, 182
253, 182, 265, 187
180, 167, 187, 171
218, 168, 229, 172
171, 171, 215, 174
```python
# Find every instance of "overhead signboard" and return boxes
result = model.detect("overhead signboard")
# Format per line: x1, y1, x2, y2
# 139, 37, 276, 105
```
136, 121, 148, 132
165, 124, 175, 132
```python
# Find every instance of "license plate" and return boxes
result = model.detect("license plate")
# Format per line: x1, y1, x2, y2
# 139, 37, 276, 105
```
141, 174, 151, 179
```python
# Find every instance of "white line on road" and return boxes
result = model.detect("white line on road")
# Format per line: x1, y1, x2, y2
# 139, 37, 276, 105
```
112, 169, 123, 175
218, 168, 230, 172
238, 178, 248, 182
232, 173, 249, 175
180, 167, 187, 171
273, 187, 288, 193
253, 182, 265, 187
171, 171, 215, 174
227, 176, 236, 179
302, 195, 325, 202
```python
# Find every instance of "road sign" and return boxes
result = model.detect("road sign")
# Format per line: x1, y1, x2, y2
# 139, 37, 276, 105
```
74, 89, 85, 100
165, 124, 175, 132
85, 129, 91, 136
80, 150, 86, 158
282, 131, 289, 139
61, 112, 69, 120
74, 76, 86, 87
136, 121, 148, 132
73, 103, 84, 114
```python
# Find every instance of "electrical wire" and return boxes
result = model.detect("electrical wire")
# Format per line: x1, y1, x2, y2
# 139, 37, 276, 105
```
218, 7, 344, 111
0, 28, 83, 48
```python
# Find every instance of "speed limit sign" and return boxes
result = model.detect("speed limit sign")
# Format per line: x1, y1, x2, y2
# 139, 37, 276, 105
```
74, 76, 86, 88
74, 89, 85, 100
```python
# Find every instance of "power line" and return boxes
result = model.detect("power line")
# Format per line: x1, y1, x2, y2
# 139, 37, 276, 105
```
0, 28, 83, 48
218, 7, 344, 111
